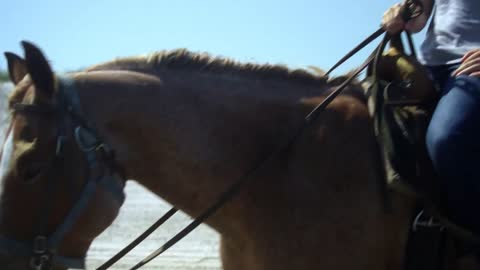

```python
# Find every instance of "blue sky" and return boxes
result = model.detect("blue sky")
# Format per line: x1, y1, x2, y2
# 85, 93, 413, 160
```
1, 0, 425, 76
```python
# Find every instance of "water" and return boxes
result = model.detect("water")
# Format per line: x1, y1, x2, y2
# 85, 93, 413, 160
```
0, 82, 221, 270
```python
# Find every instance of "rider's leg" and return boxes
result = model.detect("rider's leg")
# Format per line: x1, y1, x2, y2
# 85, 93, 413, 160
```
426, 71, 480, 234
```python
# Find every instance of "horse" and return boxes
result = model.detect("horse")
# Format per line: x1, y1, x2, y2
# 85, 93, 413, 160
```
0, 41, 417, 270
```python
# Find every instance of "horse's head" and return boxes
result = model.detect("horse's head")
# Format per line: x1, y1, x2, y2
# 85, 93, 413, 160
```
0, 42, 125, 270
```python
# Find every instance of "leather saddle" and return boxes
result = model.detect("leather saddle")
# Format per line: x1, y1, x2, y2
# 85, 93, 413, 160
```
364, 33, 480, 270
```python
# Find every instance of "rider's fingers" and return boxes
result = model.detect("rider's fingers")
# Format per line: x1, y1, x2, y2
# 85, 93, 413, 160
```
471, 71, 480, 78
453, 61, 480, 77
453, 50, 480, 77
382, 3, 406, 34
461, 49, 480, 63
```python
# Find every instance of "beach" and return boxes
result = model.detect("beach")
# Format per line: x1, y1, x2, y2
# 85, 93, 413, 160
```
86, 181, 221, 270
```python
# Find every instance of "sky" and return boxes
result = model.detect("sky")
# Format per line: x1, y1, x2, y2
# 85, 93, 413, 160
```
1, 0, 426, 76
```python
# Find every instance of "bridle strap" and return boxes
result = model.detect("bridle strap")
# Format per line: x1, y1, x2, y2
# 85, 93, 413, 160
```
11, 103, 57, 114
0, 236, 86, 269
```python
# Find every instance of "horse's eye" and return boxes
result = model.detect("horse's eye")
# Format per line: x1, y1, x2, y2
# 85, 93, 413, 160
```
18, 126, 36, 142
15, 150, 45, 183
23, 164, 44, 183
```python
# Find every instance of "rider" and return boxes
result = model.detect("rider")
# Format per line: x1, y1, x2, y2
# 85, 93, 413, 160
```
382, 0, 480, 234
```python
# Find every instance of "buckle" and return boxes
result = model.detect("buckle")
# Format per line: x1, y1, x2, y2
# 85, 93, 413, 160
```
74, 126, 98, 152
30, 236, 51, 270
30, 253, 51, 270
412, 210, 444, 232
56, 136, 65, 156
33, 235, 48, 254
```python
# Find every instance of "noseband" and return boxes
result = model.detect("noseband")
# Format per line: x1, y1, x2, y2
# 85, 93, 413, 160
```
0, 76, 126, 270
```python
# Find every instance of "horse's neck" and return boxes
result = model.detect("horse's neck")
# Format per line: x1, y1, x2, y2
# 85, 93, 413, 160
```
74, 69, 315, 229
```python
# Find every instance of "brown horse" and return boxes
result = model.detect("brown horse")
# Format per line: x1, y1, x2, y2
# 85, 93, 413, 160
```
0, 41, 417, 270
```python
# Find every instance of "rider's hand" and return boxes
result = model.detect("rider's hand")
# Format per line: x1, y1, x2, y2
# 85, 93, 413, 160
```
382, 3, 406, 34
382, 0, 430, 34
453, 49, 480, 78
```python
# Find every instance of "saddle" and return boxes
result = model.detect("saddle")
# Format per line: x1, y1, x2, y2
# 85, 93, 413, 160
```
364, 33, 480, 269
365, 33, 438, 199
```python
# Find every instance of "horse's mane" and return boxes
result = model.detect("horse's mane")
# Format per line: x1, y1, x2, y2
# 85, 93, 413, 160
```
87, 49, 333, 86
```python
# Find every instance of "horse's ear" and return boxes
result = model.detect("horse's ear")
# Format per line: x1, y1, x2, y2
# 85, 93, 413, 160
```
4, 52, 28, 85
21, 41, 55, 99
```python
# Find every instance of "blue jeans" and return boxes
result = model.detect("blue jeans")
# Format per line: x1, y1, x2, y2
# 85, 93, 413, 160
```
426, 64, 480, 233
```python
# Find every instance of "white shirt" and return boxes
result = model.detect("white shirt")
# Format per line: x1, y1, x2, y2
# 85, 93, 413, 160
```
420, 0, 480, 65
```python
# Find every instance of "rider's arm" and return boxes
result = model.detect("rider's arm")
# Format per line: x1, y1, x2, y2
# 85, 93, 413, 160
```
382, 0, 434, 34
